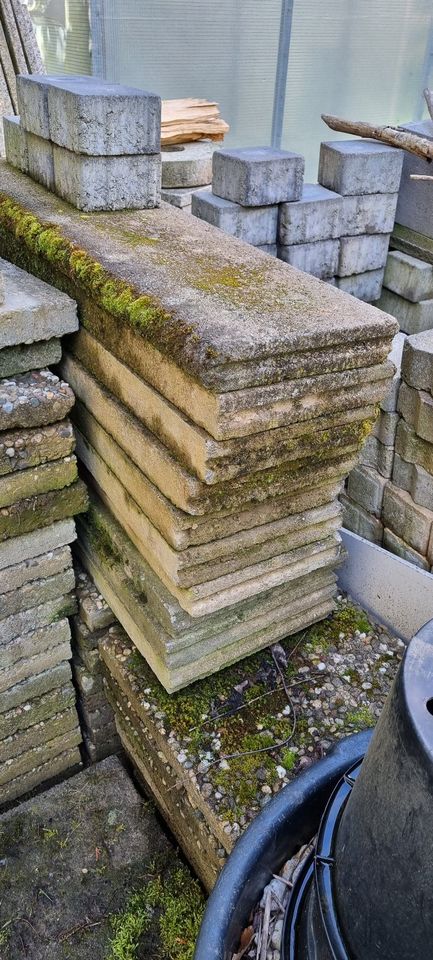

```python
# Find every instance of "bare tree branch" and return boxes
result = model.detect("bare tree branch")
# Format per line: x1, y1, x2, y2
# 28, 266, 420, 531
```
321, 114, 433, 162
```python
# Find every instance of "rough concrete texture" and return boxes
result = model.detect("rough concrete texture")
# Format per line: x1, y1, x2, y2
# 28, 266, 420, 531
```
2, 544, 71, 596
339, 192, 398, 237
346, 464, 387, 517
360, 434, 395, 478
162, 140, 216, 188
161, 183, 211, 209
0, 681, 76, 742
0, 164, 398, 395
256, 243, 277, 256
1, 661, 72, 714
1, 593, 75, 644
191, 190, 278, 245
0, 455, 77, 509
17, 74, 67, 139
48, 75, 161, 155
392, 453, 433, 512
3, 115, 28, 173
382, 481, 433, 554
372, 410, 400, 446
26, 130, 54, 191
0, 707, 79, 765
0, 756, 204, 956
338, 234, 390, 277
0, 339, 61, 379
391, 223, 433, 267
0, 419, 74, 478
318, 140, 403, 196
383, 527, 430, 570
398, 382, 433, 442
340, 492, 383, 543
75, 559, 115, 632
336, 268, 384, 302
395, 419, 433, 474
0, 479, 87, 543
384, 249, 433, 303
377, 287, 433, 335
394, 120, 433, 240
401, 329, 433, 393
53, 146, 161, 212
212, 146, 304, 206
278, 238, 340, 279
0, 636, 72, 695
1, 565, 75, 618
381, 331, 406, 412
0, 369, 74, 431
0, 725, 81, 790
0, 256, 77, 349
0, 518, 75, 572
0, 743, 82, 806
278, 183, 342, 244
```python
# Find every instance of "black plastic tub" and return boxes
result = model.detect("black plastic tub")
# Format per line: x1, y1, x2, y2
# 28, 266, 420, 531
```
194, 730, 372, 960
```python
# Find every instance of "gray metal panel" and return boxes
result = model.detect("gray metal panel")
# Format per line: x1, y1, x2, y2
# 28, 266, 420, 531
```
338, 529, 433, 642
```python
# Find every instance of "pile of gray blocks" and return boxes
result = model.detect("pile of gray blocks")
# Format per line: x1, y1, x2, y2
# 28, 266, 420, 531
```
161, 140, 215, 213
192, 140, 403, 301
342, 329, 433, 572
71, 562, 121, 763
378, 118, 433, 333
3, 74, 161, 211
192, 146, 305, 257
0, 258, 88, 807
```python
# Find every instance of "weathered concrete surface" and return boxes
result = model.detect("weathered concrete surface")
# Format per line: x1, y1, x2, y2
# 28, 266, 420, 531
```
0, 420, 74, 477
17, 73, 161, 154
0, 756, 203, 957
340, 492, 383, 544
395, 419, 433, 474
378, 287, 433, 335
27, 131, 54, 191
162, 184, 211, 208
0, 661, 72, 713
0, 723, 79, 783
0, 595, 75, 645
1, 564, 75, 617
319, 140, 403, 195
372, 410, 400, 446
0, 164, 398, 395
339, 192, 398, 236
191, 190, 278, 245
0, 370, 74, 431
392, 453, 433, 511
278, 183, 342, 244
347, 464, 387, 517
382, 481, 433, 554
384, 249, 433, 303
75, 559, 115, 632
394, 120, 433, 239
0, 256, 77, 348
381, 331, 406, 412
383, 526, 430, 570
0, 707, 79, 763
336, 268, 384, 302
0, 479, 87, 542
401, 329, 433, 393
338, 234, 390, 277
278, 238, 340, 279
0, 339, 61, 379
0, 518, 76, 571
53, 146, 161, 212
0, 456, 77, 509
3, 115, 28, 173
391, 224, 433, 267
398, 382, 433, 442
0, 680, 76, 741
162, 140, 215, 187
0, 743, 82, 806
360, 434, 395, 478
212, 146, 304, 205
0, 633, 72, 694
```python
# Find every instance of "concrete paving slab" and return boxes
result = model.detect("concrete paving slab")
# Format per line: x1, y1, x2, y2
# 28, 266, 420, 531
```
0, 707, 79, 764
0, 419, 74, 478
0, 338, 61, 379
0, 518, 75, 571
3, 115, 28, 173
0, 479, 87, 543
0, 681, 76, 742
0, 369, 74, 431
0, 661, 72, 714
0, 744, 82, 806
401, 328, 433, 393
339, 192, 398, 236
0, 256, 77, 349
0, 455, 77, 509
1, 564, 75, 617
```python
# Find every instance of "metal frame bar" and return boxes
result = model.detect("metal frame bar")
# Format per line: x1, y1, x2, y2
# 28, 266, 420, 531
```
271, 0, 295, 148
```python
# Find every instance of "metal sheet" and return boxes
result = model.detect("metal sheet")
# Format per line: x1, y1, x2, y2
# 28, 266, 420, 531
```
338, 529, 433, 642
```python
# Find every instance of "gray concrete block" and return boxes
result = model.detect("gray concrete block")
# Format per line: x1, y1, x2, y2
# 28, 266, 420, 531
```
53, 145, 161, 212
381, 331, 406, 412
401, 329, 433, 393
1, 567, 76, 619
0, 257, 77, 349
191, 190, 278, 245
2, 544, 72, 597
392, 453, 433, 511
17, 73, 56, 138
395, 419, 433, 475
340, 492, 383, 544
278, 183, 342, 244
360, 434, 395, 478
336, 268, 384, 302
0, 339, 62, 379
0, 594, 76, 645
161, 184, 210, 209
3, 115, 28, 173
398, 382, 433, 442
346, 464, 387, 516
318, 139, 403, 196
383, 527, 430, 570
256, 244, 277, 256
384, 249, 433, 303
395, 120, 433, 240
278, 238, 339, 279
27, 130, 54, 191
212, 147, 304, 206
0, 519, 76, 572
162, 141, 216, 188
339, 192, 398, 236
377, 287, 433, 335
372, 410, 400, 446
382, 481, 433, 554
338, 234, 390, 277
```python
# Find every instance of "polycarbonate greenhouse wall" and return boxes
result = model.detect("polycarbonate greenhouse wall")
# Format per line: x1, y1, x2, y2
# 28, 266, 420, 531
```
27, 0, 433, 178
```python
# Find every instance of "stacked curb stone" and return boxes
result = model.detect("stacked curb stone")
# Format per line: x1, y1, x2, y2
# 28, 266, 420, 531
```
378, 119, 433, 333
161, 140, 215, 212
342, 329, 433, 572
0, 258, 88, 807
71, 562, 121, 763
192, 141, 402, 300
192, 146, 305, 256
3, 74, 161, 211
